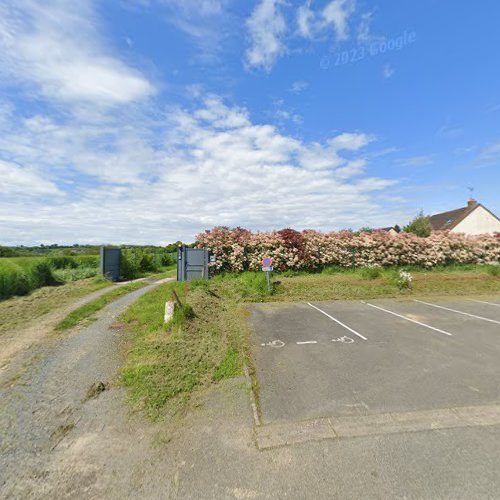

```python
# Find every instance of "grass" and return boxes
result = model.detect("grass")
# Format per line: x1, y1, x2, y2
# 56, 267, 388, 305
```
0, 257, 58, 300
0, 277, 110, 335
120, 279, 251, 420
142, 264, 177, 280
263, 264, 500, 302
55, 281, 148, 331
0, 255, 102, 301
119, 263, 499, 420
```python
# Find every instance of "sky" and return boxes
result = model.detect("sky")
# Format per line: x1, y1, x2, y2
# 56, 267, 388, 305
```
1, 0, 499, 246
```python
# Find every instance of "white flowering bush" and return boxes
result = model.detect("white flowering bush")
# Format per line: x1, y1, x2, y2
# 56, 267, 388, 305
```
397, 271, 413, 289
196, 227, 500, 273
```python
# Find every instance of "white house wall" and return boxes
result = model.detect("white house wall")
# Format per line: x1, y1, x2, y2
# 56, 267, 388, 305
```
451, 206, 500, 235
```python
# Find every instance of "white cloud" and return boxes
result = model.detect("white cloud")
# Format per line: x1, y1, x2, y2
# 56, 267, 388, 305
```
152, 0, 232, 62
480, 140, 500, 159
245, 0, 287, 71
0, 96, 398, 245
356, 11, 384, 44
357, 11, 372, 42
397, 156, 433, 168
297, 1, 314, 38
289, 81, 309, 94
247, 0, 361, 70
435, 122, 464, 138
383, 64, 395, 79
0, 159, 62, 197
0, 0, 154, 106
322, 0, 356, 41
296, 0, 357, 43
329, 132, 374, 151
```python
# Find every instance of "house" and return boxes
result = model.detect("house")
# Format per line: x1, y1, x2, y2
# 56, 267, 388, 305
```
429, 199, 500, 235
376, 227, 400, 236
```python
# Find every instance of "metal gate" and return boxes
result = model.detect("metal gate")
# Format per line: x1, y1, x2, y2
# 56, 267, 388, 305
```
177, 247, 209, 281
100, 247, 121, 281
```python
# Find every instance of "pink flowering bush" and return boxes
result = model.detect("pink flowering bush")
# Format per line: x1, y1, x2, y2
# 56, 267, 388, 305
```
196, 227, 500, 273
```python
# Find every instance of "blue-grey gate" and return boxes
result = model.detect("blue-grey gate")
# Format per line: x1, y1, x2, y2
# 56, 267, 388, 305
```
100, 247, 121, 281
177, 247, 209, 281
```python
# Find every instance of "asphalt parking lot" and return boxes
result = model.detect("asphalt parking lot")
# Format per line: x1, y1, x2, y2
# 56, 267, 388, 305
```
250, 296, 500, 448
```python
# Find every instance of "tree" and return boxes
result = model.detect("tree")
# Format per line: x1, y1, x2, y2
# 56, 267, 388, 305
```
0, 246, 18, 257
403, 210, 432, 237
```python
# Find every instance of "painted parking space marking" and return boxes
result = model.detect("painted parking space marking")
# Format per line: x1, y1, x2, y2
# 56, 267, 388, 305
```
468, 299, 500, 308
332, 336, 354, 343
363, 302, 453, 336
415, 300, 500, 325
307, 303, 368, 341
296, 341, 318, 345
261, 340, 285, 348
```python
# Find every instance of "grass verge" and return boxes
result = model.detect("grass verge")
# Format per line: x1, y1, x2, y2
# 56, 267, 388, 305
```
55, 281, 148, 331
120, 280, 252, 420
219, 264, 500, 302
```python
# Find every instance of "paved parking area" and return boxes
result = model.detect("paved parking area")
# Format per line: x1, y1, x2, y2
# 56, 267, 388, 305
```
250, 296, 500, 448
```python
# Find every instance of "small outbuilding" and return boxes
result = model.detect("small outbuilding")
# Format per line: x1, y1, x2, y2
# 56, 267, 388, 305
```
429, 199, 500, 235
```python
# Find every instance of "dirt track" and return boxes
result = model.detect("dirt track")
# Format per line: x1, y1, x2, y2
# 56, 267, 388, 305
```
0, 280, 174, 498
0, 280, 147, 372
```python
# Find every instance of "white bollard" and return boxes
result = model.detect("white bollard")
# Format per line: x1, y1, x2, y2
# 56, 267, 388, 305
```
164, 301, 175, 323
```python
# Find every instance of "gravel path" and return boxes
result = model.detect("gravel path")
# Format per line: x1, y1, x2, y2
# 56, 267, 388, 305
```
0, 279, 174, 498
0, 279, 152, 371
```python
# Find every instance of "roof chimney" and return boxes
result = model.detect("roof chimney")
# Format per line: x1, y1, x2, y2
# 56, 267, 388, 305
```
468, 198, 478, 208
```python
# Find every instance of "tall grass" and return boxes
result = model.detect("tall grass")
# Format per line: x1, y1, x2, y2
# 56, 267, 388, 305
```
0, 258, 58, 300
0, 255, 100, 300
120, 249, 175, 279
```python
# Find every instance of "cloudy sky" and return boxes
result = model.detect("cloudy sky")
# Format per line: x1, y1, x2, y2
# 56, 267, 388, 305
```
1, 0, 499, 245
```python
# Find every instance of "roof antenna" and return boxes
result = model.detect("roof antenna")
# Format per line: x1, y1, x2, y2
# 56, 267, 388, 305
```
467, 186, 477, 207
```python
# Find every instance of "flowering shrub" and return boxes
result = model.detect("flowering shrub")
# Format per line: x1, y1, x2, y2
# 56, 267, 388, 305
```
397, 271, 413, 289
196, 227, 500, 273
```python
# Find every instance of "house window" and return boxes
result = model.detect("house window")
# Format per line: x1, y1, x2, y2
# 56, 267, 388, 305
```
446, 219, 453, 224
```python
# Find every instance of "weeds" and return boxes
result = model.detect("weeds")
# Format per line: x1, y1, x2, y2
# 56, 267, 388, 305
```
55, 282, 147, 331
487, 265, 500, 277
360, 266, 383, 279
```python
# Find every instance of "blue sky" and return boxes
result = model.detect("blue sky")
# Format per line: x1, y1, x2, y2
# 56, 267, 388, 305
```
1, 0, 499, 245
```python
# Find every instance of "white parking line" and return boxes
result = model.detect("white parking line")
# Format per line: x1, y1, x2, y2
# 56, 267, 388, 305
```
296, 341, 318, 345
468, 299, 500, 308
363, 302, 453, 336
415, 300, 500, 325
307, 303, 367, 341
